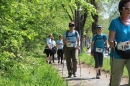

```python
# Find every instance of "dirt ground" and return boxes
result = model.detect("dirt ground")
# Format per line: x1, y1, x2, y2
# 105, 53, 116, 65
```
52, 59, 129, 86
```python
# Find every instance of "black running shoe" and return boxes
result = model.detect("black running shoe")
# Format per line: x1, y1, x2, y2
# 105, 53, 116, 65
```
73, 73, 77, 77
68, 72, 72, 78
96, 73, 100, 79
68, 75, 71, 78
96, 76, 100, 79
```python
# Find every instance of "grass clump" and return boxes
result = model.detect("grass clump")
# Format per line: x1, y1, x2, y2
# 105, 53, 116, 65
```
0, 53, 67, 86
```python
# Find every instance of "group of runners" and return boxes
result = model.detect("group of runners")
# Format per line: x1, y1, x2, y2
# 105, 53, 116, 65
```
44, 0, 130, 86
44, 34, 64, 64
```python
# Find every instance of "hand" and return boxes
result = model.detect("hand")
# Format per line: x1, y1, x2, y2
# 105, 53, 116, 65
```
106, 47, 109, 52
48, 47, 52, 50
91, 50, 94, 56
110, 41, 116, 48
76, 46, 80, 50
64, 40, 68, 45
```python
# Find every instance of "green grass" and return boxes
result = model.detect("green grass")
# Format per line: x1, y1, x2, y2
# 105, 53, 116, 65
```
0, 53, 67, 86
79, 53, 128, 77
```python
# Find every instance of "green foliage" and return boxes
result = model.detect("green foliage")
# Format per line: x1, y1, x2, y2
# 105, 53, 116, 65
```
0, 0, 70, 69
79, 53, 95, 67
0, 54, 67, 86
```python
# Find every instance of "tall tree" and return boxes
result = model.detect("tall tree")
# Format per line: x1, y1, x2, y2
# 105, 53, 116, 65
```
90, 0, 98, 35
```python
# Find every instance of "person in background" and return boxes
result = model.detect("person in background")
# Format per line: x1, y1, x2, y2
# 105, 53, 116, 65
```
56, 35, 64, 64
108, 0, 130, 85
91, 25, 108, 79
63, 21, 80, 77
49, 36, 56, 63
45, 34, 53, 63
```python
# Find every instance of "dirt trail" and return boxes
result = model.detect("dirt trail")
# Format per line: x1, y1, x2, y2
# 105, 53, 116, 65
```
52, 59, 128, 86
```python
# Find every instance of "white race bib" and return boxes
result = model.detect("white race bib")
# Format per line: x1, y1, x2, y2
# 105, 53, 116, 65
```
96, 48, 103, 52
58, 45, 62, 48
117, 41, 130, 51
66, 42, 74, 47
52, 44, 55, 48
48, 44, 52, 49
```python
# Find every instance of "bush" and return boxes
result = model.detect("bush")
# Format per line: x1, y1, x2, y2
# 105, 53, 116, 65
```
0, 54, 67, 86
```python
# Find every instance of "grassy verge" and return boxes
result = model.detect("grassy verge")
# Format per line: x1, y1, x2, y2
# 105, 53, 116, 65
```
0, 52, 67, 86
79, 52, 128, 77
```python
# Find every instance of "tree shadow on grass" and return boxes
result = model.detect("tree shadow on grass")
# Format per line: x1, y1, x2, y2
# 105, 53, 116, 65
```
120, 84, 128, 86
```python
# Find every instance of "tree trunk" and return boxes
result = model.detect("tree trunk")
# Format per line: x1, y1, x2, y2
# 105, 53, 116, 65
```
91, 0, 98, 35
75, 7, 88, 53
92, 14, 98, 35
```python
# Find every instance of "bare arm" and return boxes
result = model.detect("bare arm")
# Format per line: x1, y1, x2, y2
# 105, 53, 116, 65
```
108, 30, 116, 48
77, 37, 80, 46
105, 40, 109, 48
63, 38, 67, 45
46, 42, 49, 48
91, 41, 94, 51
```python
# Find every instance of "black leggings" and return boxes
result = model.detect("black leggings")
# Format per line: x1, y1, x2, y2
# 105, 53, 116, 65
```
57, 49, 63, 61
93, 51, 103, 68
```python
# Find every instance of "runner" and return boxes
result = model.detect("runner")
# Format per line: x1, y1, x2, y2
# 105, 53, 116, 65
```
108, 0, 130, 85
45, 34, 53, 63
49, 36, 56, 63
56, 35, 64, 64
91, 25, 108, 79
63, 21, 80, 77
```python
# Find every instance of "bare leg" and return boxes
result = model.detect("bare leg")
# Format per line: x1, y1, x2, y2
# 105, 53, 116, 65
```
49, 56, 52, 64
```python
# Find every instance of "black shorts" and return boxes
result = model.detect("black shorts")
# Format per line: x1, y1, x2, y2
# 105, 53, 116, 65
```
57, 49, 63, 58
93, 51, 103, 68
45, 49, 52, 57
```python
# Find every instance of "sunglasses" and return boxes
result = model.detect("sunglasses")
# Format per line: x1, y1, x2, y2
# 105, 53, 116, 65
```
97, 29, 102, 31
69, 24, 75, 27
122, 7, 130, 10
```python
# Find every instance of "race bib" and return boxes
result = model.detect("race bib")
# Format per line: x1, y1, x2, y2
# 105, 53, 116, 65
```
66, 42, 74, 47
52, 44, 55, 48
47, 43, 52, 49
58, 45, 62, 47
96, 48, 103, 52
117, 41, 130, 51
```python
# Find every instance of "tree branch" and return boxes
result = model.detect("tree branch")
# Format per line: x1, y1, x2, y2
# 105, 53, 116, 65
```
62, 4, 73, 21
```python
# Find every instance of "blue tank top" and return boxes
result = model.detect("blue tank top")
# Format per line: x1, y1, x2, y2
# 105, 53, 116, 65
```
92, 34, 107, 53
56, 39, 63, 49
63, 30, 80, 46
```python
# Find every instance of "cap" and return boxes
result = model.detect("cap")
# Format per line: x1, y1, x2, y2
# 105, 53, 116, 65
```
96, 25, 103, 29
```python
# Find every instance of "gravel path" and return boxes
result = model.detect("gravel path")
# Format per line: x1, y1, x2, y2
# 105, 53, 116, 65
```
52, 59, 128, 86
